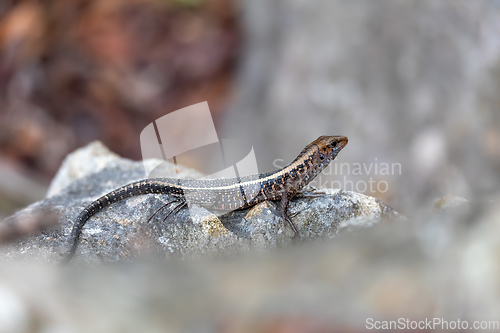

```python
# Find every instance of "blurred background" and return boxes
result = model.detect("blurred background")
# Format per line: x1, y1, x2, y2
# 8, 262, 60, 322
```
1, 1, 500, 332
1, 0, 500, 219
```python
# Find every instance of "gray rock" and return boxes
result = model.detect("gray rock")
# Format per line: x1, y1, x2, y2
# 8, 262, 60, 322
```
1, 141, 402, 262
1, 147, 498, 332
0, 196, 497, 332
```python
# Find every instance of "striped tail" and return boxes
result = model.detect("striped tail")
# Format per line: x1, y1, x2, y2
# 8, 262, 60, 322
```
65, 181, 152, 262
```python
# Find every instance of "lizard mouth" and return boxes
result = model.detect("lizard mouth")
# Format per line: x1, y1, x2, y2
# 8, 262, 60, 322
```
333, 136, 348, 151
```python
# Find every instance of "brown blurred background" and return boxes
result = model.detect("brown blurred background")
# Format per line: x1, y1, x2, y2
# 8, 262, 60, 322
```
0, 0, 241, 216
1, 0, 500, 220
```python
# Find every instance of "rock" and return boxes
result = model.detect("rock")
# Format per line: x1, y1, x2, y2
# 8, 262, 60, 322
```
1, 144, 499, 331
47, 141, 121, 197
0, 141, 402, 262
0, 197, 498, 332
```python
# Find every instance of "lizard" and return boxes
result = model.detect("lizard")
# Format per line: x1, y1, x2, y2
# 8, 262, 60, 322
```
66, 135, 348, 261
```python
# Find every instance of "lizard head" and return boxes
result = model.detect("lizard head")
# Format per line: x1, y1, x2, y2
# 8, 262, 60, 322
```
293, 135, 348, 187
312, 135, 348, 161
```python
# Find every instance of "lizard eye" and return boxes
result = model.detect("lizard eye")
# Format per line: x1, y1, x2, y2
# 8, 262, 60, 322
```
328, 141, 338, 148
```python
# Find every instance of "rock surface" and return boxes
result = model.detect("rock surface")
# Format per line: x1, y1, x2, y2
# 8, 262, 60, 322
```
1, 141, 402, 263
0, 143, 498, 332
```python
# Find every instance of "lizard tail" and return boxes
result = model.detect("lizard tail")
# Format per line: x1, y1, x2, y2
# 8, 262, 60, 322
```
65, 180, 151, 262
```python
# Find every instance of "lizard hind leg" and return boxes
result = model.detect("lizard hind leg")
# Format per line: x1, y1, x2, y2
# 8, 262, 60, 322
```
162, 201, 187, 223
147, 197, 185, 223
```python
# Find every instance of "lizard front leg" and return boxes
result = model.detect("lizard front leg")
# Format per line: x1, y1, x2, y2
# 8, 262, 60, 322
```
279, 189, 299, 235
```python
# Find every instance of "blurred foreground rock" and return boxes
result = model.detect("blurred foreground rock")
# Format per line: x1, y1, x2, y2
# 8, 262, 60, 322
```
1, 141, 402, 263
0, 142, 499, 332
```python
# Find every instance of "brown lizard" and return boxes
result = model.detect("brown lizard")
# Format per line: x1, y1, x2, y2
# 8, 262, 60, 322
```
67, 135, 348, 260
